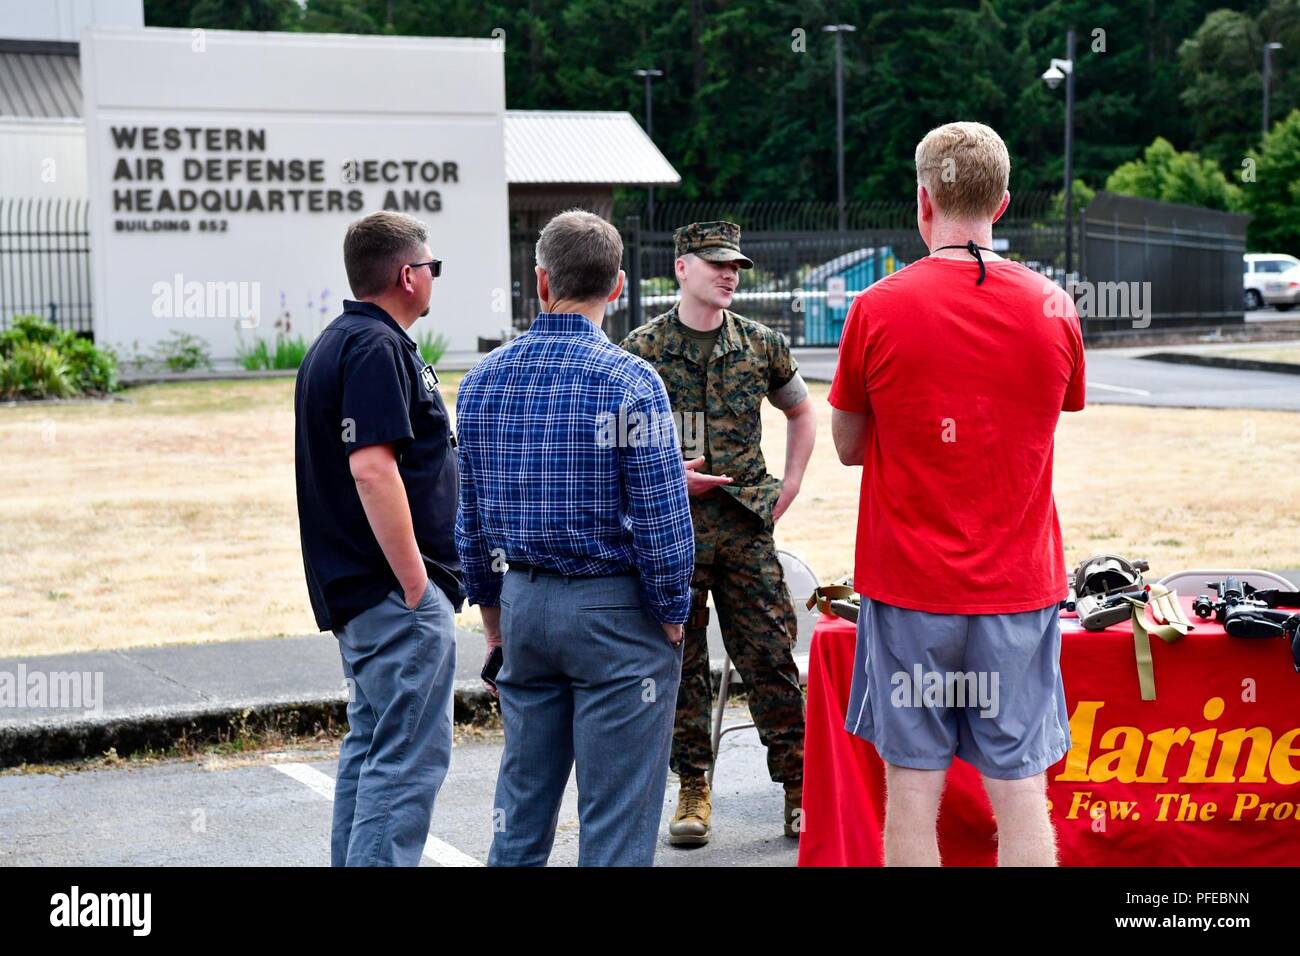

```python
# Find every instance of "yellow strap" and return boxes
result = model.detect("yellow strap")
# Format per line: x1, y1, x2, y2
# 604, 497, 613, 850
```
806, 585, 855, 618
1123, 585, 1189, 701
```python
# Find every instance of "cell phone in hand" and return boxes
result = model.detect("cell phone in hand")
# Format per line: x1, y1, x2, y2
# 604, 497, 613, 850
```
481, 645, 503, 690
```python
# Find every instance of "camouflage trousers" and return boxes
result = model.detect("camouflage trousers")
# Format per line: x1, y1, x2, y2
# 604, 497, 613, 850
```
670, 502, 805, 783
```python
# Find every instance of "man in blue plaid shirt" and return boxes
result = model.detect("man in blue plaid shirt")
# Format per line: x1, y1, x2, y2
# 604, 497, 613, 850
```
456, 209, 702, 866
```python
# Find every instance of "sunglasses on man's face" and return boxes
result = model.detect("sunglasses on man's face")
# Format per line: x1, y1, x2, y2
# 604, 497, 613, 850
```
396, 259, 442, 287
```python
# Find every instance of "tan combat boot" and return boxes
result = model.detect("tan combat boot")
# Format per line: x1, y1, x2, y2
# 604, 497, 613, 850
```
784, 782, 802, 839
669, 774, 712, 847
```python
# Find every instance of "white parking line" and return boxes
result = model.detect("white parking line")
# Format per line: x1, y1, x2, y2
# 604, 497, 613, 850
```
1089, 381, 1152, 396
272, 762, 482, 867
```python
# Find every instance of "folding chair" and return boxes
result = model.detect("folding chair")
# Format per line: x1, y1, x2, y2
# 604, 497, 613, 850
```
707, 549, 818, 786
1156, 568, 1296, 593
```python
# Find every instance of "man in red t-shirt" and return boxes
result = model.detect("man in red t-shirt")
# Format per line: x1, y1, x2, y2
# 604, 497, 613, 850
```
829, 121, 1086, 867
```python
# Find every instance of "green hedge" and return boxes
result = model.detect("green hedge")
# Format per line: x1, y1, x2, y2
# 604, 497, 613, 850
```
0, 316, 119, 399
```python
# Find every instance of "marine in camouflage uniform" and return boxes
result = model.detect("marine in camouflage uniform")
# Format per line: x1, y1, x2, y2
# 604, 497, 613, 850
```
621, 222, 810, 819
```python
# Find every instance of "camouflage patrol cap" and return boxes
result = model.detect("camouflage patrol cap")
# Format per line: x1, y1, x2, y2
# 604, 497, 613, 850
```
673, 220, 754, 269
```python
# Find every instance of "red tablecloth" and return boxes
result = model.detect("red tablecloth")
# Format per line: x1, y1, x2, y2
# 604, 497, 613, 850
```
797, 597, 1300, 866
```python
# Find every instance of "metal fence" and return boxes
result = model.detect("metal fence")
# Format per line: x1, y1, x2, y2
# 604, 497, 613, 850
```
0, 196, 93, 334
9, 191, 1240, 347
1078, 192, 1248, 335
509, 193, 1070, 346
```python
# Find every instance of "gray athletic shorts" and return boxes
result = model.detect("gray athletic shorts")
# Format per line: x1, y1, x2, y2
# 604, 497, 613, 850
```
844, 595, 1071, 780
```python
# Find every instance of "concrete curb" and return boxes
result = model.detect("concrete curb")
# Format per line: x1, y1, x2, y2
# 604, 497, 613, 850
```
0, 667, 748, 769
0, 682, 500, 769
1084, 323, 1300, 349
118, 354, 481, 386
1139, 351, 1300, 376
120, 369, 299, 385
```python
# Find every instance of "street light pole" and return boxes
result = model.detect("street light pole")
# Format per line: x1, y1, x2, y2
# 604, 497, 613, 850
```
822, 24, 856, 233
633, 68, 664, 228
1042, 32, 1077, 281
1063, 27, 1076, 280
1264, 42, 1283, 139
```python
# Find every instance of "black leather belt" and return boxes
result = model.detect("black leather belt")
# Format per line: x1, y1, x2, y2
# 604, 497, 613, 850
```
508, 562, 637, 580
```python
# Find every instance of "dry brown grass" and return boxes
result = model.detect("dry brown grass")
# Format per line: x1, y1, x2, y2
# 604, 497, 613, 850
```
767, 389, 1300, 582
2, 377, 1298, 657
1222, 345, 1300, 364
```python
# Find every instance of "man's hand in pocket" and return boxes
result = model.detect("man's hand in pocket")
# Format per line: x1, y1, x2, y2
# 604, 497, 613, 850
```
481, 606, 503, 696
403, 579, 428, 610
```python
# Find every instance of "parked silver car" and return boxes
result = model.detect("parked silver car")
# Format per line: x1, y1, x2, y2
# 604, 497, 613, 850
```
1244, 253, 1300, 310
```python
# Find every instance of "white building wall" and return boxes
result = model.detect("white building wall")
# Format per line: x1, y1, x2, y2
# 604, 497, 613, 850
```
0, 118, 88, 197
81, 26, 511, 360
0, 0, 143, 42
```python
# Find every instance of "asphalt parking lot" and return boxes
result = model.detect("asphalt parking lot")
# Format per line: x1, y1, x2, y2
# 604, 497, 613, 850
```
0, 705, 798, 867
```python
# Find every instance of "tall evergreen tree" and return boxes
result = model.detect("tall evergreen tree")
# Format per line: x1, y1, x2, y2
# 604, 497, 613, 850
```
139, 0, 1283, 205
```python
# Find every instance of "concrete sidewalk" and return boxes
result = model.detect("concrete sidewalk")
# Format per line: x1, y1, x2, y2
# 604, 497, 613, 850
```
0, 634, 387, 768
0, 601, 823, 768
10, 561, 1288, 768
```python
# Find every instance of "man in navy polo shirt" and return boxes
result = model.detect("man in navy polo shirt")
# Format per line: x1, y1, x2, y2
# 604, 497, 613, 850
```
294, 210, 465, 867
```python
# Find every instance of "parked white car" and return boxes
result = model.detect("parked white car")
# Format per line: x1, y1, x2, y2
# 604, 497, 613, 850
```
1243, 253, 1300, 310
